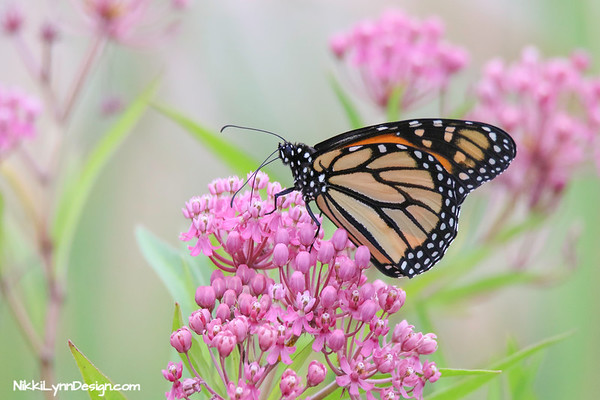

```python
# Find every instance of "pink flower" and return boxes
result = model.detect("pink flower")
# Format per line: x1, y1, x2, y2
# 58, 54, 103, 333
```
165, 174, 440, 399
213, 330, 236, 357
0, 86, 41, 156
336, 356, 375, 397
1, 4, 23, 35
331, 9, 468, 111
170, 326, 192, 353
280, 369, 303, 399
161, 361, 182, 382
76, 0, 186, 44
307, 361, 327, 386
227, 379, 255, 400
470, 47, 600, 210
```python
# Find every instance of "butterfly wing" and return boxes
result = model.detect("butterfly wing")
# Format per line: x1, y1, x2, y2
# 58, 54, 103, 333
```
312, 142, 462, 278
315, 119, 516, 203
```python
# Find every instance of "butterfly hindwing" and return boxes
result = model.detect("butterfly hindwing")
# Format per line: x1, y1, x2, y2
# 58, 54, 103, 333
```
312, 142, 461, 278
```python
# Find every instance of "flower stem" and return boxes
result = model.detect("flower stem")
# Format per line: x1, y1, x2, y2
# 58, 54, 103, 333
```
60, 35, 106, 123
310, 380, 340, 400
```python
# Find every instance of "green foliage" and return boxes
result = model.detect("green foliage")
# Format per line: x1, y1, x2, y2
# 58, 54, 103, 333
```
428, 332, 571, 400
53, 80, 159, 276
152, 102, 268, 179
68, 340, 128, 400
329, 75, 363, 130
135, 226, 210, 318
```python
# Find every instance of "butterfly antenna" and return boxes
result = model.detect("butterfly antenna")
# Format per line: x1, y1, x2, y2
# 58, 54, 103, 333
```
221, 124, 289, 143
230, 149, 280, 208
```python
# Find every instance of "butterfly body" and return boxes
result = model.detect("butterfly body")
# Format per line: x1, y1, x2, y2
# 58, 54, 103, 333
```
277, 119, 516, 278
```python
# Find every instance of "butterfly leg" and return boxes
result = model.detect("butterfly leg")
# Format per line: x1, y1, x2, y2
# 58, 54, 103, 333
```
266, 187, 297, 215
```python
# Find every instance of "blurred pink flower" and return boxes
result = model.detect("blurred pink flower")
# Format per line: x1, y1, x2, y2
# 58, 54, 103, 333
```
330, 9, 469, 111
0, 86, 42, 157
470, 47, 600, 209
0, 4, 23, 35
77, 0, 187, 44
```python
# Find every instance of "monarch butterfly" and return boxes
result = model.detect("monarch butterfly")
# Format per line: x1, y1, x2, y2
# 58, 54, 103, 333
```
226, 119, 516, 278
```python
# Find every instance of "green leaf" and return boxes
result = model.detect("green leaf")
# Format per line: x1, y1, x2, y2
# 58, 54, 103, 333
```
505, 337, 540, 400
385, 86, 404, 121
438, 368, 501, 377
152, 102, 265, 178
329, 75, 363, 129
68, 340, 128, 400
53, 80, 159, 276
135, 226, 211, 317
0, 191, 4, 261
428, 332, 571, 400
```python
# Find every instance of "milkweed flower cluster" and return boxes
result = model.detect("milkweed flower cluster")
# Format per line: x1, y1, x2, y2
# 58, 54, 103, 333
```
330, 9, 469, 111
165, 173, 441, 400
0, 86, 41, 157
469, 47, 600, 210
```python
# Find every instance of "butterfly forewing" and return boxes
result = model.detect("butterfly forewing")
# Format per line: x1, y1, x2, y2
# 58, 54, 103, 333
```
315, 119, 516, 203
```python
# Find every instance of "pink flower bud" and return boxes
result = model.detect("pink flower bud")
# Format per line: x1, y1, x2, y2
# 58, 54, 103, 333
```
236, 264, 255, 285
378, 286, 406, 314
257, 324, 277, 351
331, 229, 348, 251
1, 5, 23, 35
275, 228, 290, 245
289, 271, 305, 293
205, 319, 222, 342
211, 278, 226, 299
392, 320, 413, 343
307, 360, 327, 386
402, 331, 423, 352
273, 243, 289, 266
210, 269, 225, 283
195, 286, 216, 310
423, 360, 441, 382
162, 361, 183, 382
318, 241, 334, 264
245, 362, 265, 384
295, 251, 311, 273
215, 303, 231, 322
237, 293, 254, 315
228, 317, 249, 343
359, 299, 378, 322
182, 377, 201, 396
338, 258, 357, 281
40, 21, 59, 44
214, 330, 236, 357
298, 223, 314, 246
355, 246, 370, 269
327, 329, 345, 351
188, 308, 211, 335
280, 369, 302, 397
221, 289, 237, 307
170, 326, 192, 353
320, 285, 338, 308
250, 273, 267, 295
226, 230, 242, 253
226, 276, 243, 295
417, 333, 438, 355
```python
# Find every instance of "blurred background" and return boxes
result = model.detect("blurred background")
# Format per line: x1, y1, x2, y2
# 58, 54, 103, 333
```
1, 0, 599, 398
